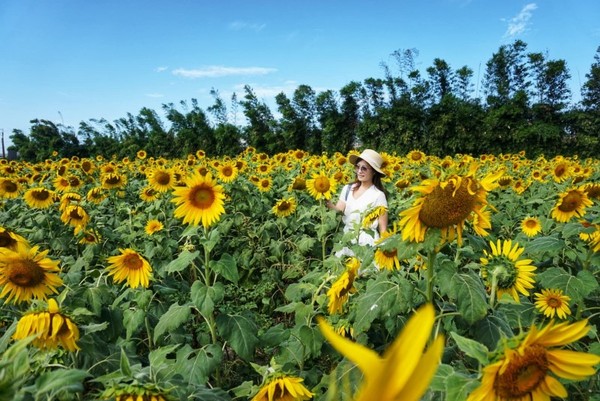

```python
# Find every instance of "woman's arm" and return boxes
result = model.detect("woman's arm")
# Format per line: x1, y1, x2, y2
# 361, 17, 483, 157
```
326, 199, 345, 213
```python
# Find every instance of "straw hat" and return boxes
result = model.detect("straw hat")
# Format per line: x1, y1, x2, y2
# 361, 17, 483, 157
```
348, 149, 385, 176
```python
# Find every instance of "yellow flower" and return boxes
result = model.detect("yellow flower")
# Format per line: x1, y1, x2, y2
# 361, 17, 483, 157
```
374, 226, 400, 271
534, 288, 571, 319
13, 298, 80, 351
272, 197, 297, 218
362, 205, 387, 229
399, 168, 502, 245
250, 375, 313, 401
86, 186, 107, 204
317, 304, 444, 401
140, 186, 160, 202
147, 167, 176, 192
551, 187, 593, 223
406, 149, 427, 164
467, 319, 600, 401
216, 162, 239, 183
256, 177, 273, 192
0, 245, 63, 304
0, 178, 21, 199
145, 219, 164, 235
0, 227, 30, 251
101, 172, 128, 189
106, 248, 152, 288
480, 239, 536, 304
327, 257, 360, 315
23, 187, 55, 209
520, 216, 542, 237
136, 150, 147, 160
172, 173, 226, 229
306, 171, 337, 201
79, 229, 102, 245
60, 204, 89, 234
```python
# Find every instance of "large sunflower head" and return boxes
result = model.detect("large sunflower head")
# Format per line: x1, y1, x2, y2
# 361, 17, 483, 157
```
374, 225, 401, 271
13, 298, 80, 351
480, 239, 536, 304
399, 169, 503, 245
0, 178, 21, 199
467, 319, 600, 401
551, 187, 593, 223
147, 167, 175, 192
106, 248, 152, 289
23, 187, 56, 209
306, 171, 337, 201
171, 173, 226, 229
0, 245, 63, 304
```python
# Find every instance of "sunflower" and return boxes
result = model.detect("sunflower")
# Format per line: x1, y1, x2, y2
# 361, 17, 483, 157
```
106, 248, 152, 288
0, 245, 63, 304
216, 162, 239, 183
145, 219, 164, 235
0, 178, 21, 199
147, 167, 175, 192
256, 177, 273, 192
406, 149, 427, 164
53, 175, 70, 192
60, 205, 89, 234
550, 187, 593, 223
251, 375, 313, 401
13, 298, 80, 351
0, 227, 30, 251
306, 171, 337, 201
534, 288, 571, 319
521, 216, 542, 237
23, 187, 55, 209
140, 186, 160, 202
399, 169, 503, 245
480, 239, 536, 304
136, 150, 147, 160
327, 257, 360, 315
272, 197, 297, 218
362, 205, 387, 229
583, 182, 600, 200
318, 304, 444, 401
374, 226, 400, 271
86, 187, 107, 204
101, 172, 128, 190
59, 192, 82, 211
467, 319, 600, 401
551, 160, 570, 183
172, 173, 226, 229
289, 176, 307, 191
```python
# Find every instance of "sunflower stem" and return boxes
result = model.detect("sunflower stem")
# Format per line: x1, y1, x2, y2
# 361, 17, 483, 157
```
426, 251, 437, 303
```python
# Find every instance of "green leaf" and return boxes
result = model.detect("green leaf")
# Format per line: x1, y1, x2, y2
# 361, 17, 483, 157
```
284, 282, 317, 302
149, 344, 180, 373
34, 369, 89, 398
191, 281, 225, 317
260, 324, 291, 347
153, 303, 191, 343
297, 236, 317, 253
526, 236, 564, 256
216, 313, 258, 361
445, 372, 480, 401
166, 250, 200, 273
298, 324, 323, 358
452, 272, 488, 324
353, 276, 400, 334
450, 332, 489, 365
123, 308, 145, 339
211, 253, 239, 284
120, 348, 132, 377
473, 313, 514, 350
429, 364, 454, 392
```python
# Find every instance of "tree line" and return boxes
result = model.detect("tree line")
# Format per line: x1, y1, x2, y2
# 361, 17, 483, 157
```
9, 40, 600, 161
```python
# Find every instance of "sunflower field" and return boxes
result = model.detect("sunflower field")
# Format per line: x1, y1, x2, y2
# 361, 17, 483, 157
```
0, 148, 599, 401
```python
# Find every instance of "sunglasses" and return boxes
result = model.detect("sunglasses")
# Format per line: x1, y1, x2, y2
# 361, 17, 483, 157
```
355, 165, 371, 173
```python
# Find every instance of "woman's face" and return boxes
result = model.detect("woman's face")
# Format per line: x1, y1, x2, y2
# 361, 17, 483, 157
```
355, 160, 374, 183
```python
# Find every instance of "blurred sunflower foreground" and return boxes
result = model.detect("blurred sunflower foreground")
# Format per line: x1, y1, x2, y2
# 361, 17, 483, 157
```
467, 319, 600, 401
318, 304, 444, 401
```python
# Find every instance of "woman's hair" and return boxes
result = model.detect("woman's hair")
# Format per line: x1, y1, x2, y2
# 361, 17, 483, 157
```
351, 157, 387, 195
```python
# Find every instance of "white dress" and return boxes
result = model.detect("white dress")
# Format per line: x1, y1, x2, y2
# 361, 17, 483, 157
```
335, 183, 387, 257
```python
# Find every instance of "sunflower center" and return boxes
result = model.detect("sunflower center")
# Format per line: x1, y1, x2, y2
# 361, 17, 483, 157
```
314, 177, 331, 193
2, 181, 18, 192
155, 171, 171, 185
418, 180, 477, 228
105, 175, 121, 185
383, 249, 398, 258
123, 254, 143, 270
69, 209, 84, 220
558, 191, 583, 213
190, 186, 215, 209
494, 345, 549, 398
222, 166, 233, 177
9, 260, 46, 287
0, 232, 16, 248
33, 189, 50, 200
525, 220, 538, 229
278, 201, 291, 211
546, 296, 562, 308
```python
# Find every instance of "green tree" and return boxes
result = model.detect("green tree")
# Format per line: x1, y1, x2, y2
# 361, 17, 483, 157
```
239, 85, 277, 153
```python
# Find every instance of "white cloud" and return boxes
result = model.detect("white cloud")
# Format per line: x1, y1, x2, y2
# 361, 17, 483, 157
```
232, 81, 299, 98
145, 93, 164, 98
504, 3, 537, 38
155, 66, 168, 72
172, 66, 277, 79
228, 21, 266, 32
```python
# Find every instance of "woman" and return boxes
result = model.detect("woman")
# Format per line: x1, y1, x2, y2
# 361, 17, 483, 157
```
326, 149, 388, 256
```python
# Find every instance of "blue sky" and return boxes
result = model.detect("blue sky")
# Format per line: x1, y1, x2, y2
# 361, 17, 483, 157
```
1, 0, 599, 147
